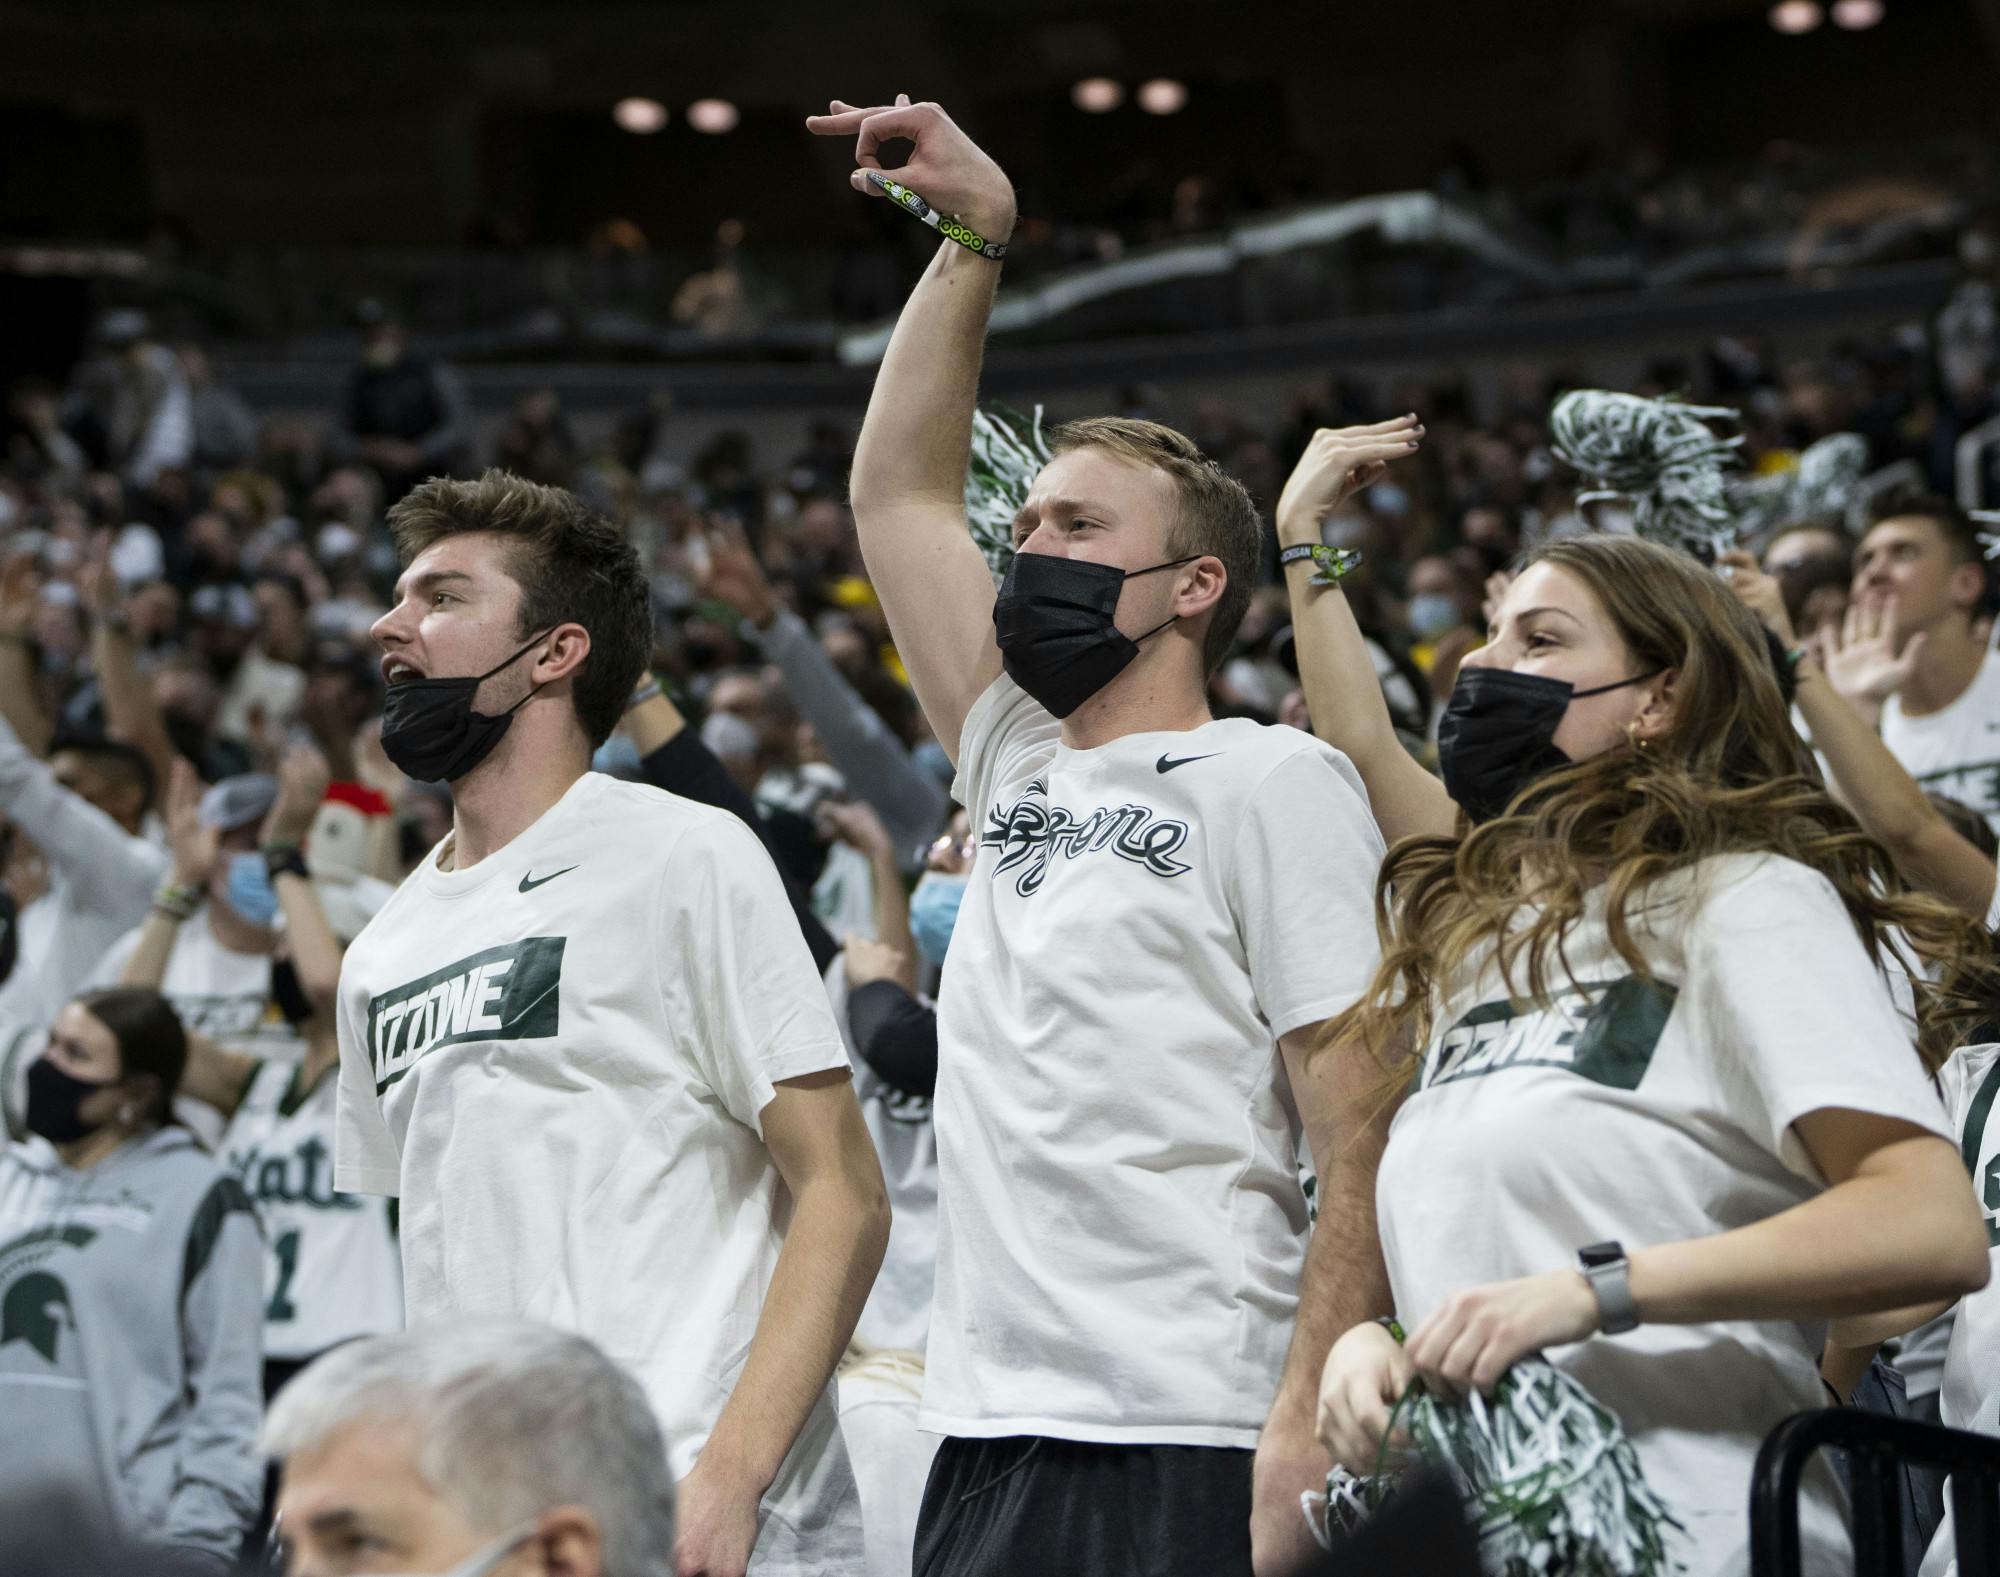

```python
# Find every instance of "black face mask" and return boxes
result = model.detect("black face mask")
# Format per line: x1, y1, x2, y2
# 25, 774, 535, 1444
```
26, 1056, 118, 1145
1437, 665, 1661, 825
993, 552, 1196, 719
379, 633, 551, 783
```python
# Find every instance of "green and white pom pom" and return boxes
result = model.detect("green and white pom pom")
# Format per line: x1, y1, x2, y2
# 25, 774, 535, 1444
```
1729, 432, 1869, 542
964, 402, 1055, 583
1302, 1358, 1685, 1577
1549, 390, 1743, 561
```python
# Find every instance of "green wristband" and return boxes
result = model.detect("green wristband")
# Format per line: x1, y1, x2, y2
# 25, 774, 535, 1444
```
863, 170, 1010, 261
1374, 1315, 1407, 1345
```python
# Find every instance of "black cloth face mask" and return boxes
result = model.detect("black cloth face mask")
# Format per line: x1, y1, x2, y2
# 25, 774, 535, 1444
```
26, 1056, 118, 1145
993, 551, 1197, 719
1437, 665, 1661, 825
379, 632, 551, 784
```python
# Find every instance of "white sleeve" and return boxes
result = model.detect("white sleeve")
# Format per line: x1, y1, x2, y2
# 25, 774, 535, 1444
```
332, 961, 401, 1196
1685, 858, 1951, 1180
1225, 746, 1387, 1040
662, 814, 849, 1137
949, 673, 1059, 828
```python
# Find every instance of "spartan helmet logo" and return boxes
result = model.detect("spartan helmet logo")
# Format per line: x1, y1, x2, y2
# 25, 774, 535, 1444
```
2, 1271, 77, 1365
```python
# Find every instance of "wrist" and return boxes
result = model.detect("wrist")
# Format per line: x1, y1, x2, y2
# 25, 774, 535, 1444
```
1276, 513, 1322, 551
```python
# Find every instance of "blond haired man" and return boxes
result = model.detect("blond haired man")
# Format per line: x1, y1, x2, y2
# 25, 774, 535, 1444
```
809, 95, 1408, 1577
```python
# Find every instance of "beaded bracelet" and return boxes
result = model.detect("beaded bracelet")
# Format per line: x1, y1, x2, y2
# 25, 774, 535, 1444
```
151, 882, 201, 922
1280, 543, 1364, 586
863, 170, 1010, 261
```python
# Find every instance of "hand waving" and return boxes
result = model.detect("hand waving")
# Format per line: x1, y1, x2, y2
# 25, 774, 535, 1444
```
264, 745, 332, 846
164, 758, 219, 888
693, 517, 779, 628
806, 95, 1017, 241
1817, 594, 1922, 718
1275, 418, 1425, 549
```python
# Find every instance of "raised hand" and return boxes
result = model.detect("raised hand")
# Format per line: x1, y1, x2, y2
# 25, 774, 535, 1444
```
164, 758, 219, 888
806, 95, 1017, 241
693, 517, 779, 627
818, 798, 894, 861
1274, 418, 1425, 549
1818, 594, 1923, 717
353, 719, 411, 808
1718, 549, 1797, 646
843, 932, 913, 991
0, 551, 41, 641
264, 744, 332, 846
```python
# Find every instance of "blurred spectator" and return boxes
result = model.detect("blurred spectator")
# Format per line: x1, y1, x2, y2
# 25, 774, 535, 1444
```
0, 720, 163, 1099
332, 301, 471, 500
0, 988, 264, 1571
64, 311, 194, 488
1761, 519, 1855, 640
264, 1321, 676, 1577
495, 389, 580, 486
178, 345, 259, 473
672, 219, 759, 338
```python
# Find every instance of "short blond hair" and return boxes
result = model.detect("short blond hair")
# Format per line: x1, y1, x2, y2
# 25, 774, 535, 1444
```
1047, 417, 1259, 674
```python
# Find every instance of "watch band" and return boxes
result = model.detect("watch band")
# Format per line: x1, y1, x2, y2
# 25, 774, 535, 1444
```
261, 844, 310, 881
1578, 1239, 1639, 1335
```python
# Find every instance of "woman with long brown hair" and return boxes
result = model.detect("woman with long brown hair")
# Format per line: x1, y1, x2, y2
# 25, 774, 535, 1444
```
1279, 426, 1994, 1573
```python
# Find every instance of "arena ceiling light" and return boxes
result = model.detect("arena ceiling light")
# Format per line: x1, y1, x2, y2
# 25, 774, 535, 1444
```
1071, 77, 1124, 113
1767, 1, 1823, 33
1830, 0, 1883, 28
1137, 78, 1189, 115
686, 98, 740, 134
612, 97, 668, 134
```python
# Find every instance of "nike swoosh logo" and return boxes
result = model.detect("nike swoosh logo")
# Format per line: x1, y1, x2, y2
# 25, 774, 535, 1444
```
1156, 752, 1221, 774
518, 866, 578, 893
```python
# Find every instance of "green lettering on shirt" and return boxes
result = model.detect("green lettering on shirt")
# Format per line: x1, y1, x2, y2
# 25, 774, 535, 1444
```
368, 937, 565, 1093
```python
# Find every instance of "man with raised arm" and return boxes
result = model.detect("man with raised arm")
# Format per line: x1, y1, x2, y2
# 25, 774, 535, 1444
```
807, 96, 1407, 1577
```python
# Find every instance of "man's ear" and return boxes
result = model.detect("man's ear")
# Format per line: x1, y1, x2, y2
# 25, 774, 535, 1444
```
1174, 556, 1227, 620
530, 1505, 604, 1577
532, 623, 594, 686
1948, 559, 1989, 620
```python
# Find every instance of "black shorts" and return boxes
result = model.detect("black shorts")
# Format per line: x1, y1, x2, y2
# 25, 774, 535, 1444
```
914, 1435, 1253, 1577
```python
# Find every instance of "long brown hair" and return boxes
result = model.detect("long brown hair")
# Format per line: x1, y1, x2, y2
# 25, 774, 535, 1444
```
1331, 534, 1993, 1078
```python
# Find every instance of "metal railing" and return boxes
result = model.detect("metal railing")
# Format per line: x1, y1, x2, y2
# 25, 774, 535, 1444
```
1752, 1408, 2000, 1577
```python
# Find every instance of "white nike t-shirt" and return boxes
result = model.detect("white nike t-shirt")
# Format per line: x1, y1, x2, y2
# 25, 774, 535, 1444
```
334, 772, 862, 1574
926, 675, 1386, 1447
1920, 1041, 2000, 1577
223, 1060, 402, 1362
1883, 644, 2000, 835
1379, 853, 1950, 1577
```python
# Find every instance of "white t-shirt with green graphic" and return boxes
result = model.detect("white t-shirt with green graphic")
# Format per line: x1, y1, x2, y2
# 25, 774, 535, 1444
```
1883, 643, 2000, 836
1920, 1040, 2000, 1577
334, 771, 862, 1576
222, 1059, 401, 1363
1378, 852, 1951, 1577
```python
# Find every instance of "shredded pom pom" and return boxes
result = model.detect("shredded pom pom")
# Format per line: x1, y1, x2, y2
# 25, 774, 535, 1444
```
1549, 390, 1743, 559
1305, 1358, 1685, 1576
964, 403, 1054, 583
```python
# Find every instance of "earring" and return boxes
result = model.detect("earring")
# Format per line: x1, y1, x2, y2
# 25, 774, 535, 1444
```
1625, 719, 1650, 752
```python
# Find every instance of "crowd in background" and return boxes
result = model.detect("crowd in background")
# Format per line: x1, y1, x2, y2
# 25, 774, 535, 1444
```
2, 241, 1999, 1574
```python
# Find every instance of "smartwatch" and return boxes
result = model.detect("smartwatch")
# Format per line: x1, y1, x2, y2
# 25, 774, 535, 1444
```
1578, 1240, 1639, 1335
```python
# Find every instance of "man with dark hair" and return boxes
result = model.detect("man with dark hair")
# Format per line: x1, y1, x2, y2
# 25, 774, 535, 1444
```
809, 98, 1397, 1577
0, 721, 165, 1102
1847, 488, 2000, 832
333, 469, 886, 1577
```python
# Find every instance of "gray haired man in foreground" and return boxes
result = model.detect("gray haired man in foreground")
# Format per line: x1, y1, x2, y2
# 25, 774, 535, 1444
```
263, 1321, 676, 1577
